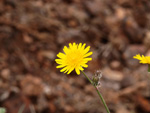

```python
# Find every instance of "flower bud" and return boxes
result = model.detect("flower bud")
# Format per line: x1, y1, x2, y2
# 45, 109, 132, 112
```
92, 70, 102, 87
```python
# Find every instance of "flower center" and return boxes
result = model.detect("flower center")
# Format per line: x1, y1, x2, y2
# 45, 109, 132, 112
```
66, 51, 83, 67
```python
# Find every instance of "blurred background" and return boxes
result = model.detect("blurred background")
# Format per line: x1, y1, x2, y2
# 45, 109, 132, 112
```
0, 0, 150, 113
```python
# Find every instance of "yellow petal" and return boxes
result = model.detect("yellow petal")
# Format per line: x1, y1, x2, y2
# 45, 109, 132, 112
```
69, 43, 73, 49
83, 58, 92, 62
79, 66, 84, 71
67, 67, 74, 74
75, 67, 80, 75
78, 43, 82, 49
83, 46, 90, 54
57, 52, 66, 58
63, 46, 69, 54
55, 59, 63, 64
81, 64, 88, 68
60, 67, 68, 72
84, 52, 93, 58
81, 43, 86, 50
56, 65, 66, 68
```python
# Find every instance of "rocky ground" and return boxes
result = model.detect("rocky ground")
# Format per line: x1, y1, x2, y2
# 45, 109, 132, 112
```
0, 0, 150, 113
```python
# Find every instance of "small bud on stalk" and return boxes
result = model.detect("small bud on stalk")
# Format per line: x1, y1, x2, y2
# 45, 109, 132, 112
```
92, 70, 102, 88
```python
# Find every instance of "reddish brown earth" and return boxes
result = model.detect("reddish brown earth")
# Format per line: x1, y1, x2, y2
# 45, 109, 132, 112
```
0, 0, 150, 113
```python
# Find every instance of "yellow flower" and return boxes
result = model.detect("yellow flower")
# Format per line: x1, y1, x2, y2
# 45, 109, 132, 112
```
133, 54, 150, 64
55, 43, 93, 75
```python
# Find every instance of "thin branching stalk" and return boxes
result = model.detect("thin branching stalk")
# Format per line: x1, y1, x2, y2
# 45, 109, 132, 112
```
147, 64, 150, 96
81, 71, 110, 113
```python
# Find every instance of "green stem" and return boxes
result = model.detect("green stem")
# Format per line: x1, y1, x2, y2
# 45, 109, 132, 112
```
81, 71, 110, 113
148, 72, 150, 96
94, 86, 110, 113
147, 65, 150, 96
148, 64, 150, 72
81, 71, 93, 84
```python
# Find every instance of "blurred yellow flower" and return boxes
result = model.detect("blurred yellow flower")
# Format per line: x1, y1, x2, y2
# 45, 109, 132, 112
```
55, 43, 93, 75
133, 54, 150, 64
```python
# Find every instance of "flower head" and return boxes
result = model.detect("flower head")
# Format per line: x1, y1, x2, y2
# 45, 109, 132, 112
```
55, 43, 93, 75
133, 54, 150, 64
